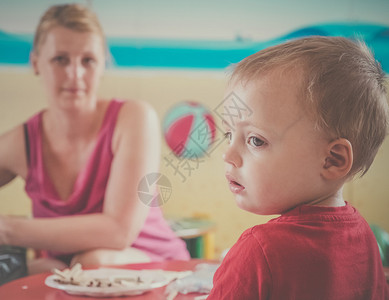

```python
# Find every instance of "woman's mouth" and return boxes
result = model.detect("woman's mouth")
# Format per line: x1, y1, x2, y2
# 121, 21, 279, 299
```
62, 87, 85, 95
226, 174, 245, 194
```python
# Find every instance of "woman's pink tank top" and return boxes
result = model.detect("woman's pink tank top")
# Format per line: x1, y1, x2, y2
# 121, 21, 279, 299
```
24, 99, 189, 261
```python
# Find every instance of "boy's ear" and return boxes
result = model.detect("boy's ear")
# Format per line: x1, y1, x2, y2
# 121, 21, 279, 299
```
321, 138, 353, 180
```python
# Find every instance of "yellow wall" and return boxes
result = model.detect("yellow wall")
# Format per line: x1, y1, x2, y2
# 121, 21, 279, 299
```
0, 68, 388, 256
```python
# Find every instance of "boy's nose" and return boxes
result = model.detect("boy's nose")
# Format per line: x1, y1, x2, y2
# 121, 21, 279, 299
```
223, 145, 243, 168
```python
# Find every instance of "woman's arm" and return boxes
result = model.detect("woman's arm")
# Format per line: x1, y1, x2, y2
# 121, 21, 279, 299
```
0, 125, 27, 186
0, 101, 160, 253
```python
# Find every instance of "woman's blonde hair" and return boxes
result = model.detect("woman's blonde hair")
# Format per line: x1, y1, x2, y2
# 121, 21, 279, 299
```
231, 36, 388, 177
33, 4, 105, 54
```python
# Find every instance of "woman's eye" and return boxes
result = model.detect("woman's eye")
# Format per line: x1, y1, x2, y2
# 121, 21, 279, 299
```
52, 56, 68, 65
248, 136, 265, 147
82, 57, 96, 66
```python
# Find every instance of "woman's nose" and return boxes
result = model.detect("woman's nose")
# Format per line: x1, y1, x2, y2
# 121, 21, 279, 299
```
66, 60, 84, 79
222, 144, 243, 168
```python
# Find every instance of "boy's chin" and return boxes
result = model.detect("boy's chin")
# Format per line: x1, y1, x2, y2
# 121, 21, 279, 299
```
235, 198, 273, 215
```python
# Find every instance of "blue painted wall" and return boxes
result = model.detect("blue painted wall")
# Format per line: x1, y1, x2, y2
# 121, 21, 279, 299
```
0, 1, 388, 71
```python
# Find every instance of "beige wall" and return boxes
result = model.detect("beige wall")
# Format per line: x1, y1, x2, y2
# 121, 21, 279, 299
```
0, 69, 388, 256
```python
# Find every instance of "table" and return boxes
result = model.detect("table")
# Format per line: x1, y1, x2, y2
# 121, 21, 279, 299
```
0, 260, 216, 300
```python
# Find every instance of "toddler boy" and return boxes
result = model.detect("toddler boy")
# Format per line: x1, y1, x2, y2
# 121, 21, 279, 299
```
208, 36, 389, 299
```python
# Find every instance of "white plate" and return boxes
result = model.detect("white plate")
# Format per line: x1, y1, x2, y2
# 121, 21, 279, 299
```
45, 268, 171, 297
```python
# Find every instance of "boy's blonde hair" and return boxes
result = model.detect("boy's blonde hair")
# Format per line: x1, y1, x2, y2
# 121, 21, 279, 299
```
33, 4, 105, 54
231, 36, 388, 177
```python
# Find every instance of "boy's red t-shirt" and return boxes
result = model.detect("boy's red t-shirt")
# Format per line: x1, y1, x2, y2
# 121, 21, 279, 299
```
208, 202, 389, 300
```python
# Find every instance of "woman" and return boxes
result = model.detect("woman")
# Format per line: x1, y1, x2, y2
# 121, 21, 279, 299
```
0, 4, 189, 274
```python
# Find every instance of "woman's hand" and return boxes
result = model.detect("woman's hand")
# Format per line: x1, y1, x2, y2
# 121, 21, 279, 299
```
0, 215, 8, 245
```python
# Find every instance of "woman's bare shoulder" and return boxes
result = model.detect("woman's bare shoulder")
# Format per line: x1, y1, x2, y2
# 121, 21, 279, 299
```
111, 99, 160, 152
116, 99, 159, 129
121, 99, 156, 117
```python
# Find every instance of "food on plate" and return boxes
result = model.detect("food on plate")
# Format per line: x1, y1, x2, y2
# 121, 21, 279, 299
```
51, 263, 144, 288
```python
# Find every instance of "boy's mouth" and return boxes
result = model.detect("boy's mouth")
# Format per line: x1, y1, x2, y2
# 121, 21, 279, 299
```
225, 174, 245, 194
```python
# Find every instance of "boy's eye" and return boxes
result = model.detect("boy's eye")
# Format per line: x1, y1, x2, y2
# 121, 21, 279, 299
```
248, 136, 265, 147
224, 132, 232, 142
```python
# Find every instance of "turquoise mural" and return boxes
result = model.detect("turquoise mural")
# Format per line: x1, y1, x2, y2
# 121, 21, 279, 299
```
0, 23, 388, 72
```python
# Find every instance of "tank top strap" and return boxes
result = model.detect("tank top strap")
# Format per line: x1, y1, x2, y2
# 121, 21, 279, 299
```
100, 99, 125, 148
24, 112, 44, 172
23, 123, 30, 167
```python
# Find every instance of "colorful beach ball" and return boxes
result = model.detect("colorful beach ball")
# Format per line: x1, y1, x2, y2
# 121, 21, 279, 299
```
163, 101, 216, 158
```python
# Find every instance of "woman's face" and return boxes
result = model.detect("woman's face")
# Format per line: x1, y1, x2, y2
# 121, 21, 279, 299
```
31, 26, 105, 111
